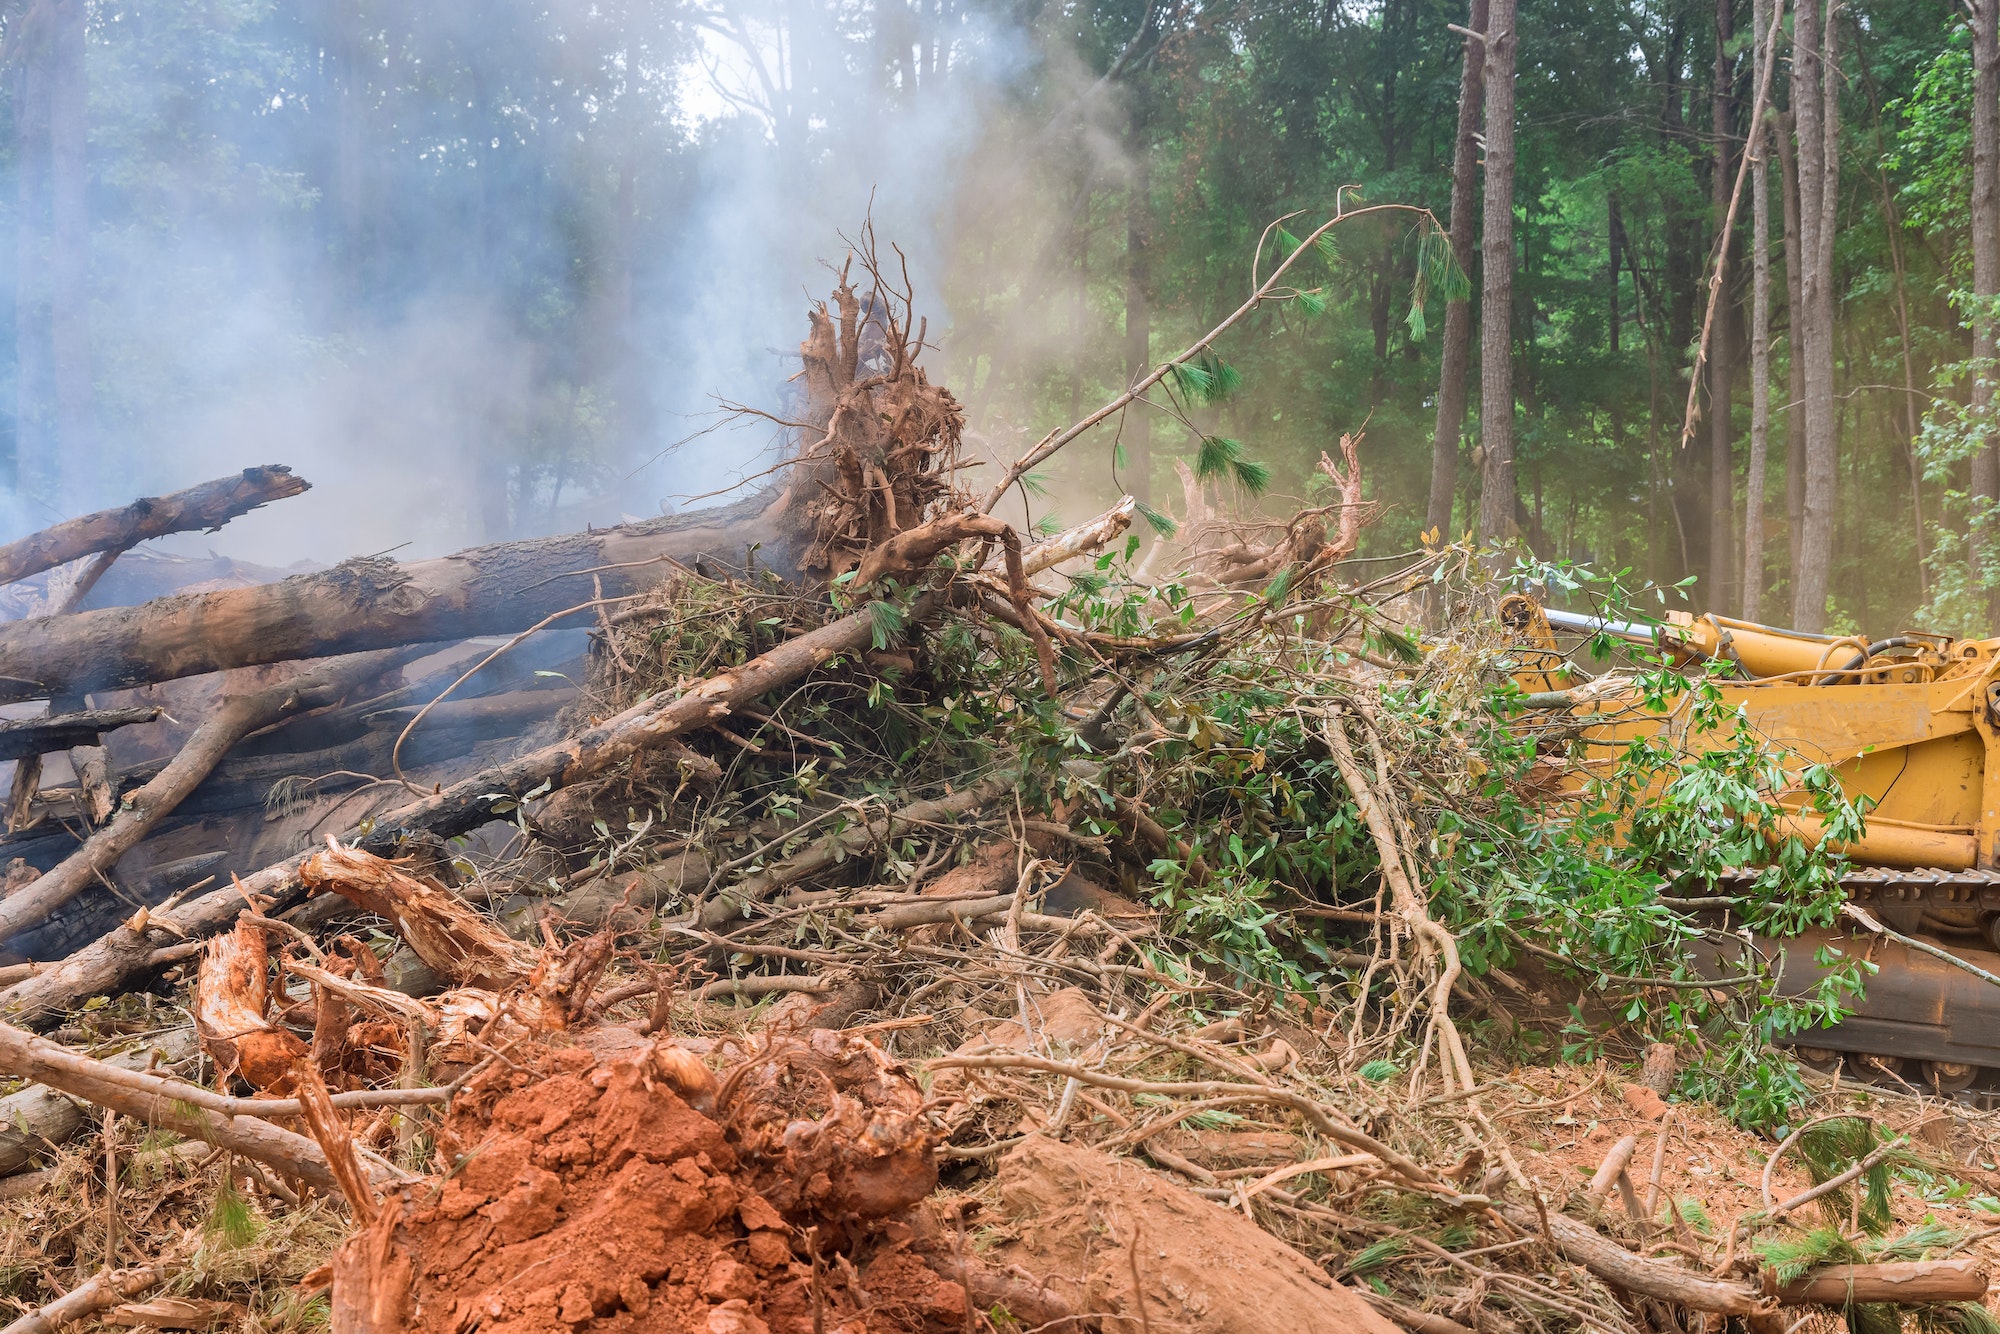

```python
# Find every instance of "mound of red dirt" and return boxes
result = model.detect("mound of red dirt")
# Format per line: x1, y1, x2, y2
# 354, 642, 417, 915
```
330, 1028, 973, 1334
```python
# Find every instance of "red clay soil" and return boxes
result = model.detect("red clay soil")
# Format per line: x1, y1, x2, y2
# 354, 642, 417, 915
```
330, 1028, 976, 1334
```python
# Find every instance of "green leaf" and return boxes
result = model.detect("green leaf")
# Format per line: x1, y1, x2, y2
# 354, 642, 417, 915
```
867, 599, 907, 650
1196, 435, 1244, 480
1345, 1237, 1405, 1274
1262, 565, 1293, 608
1296, 287, 1327, 317
1314, 231, 1341, 266
1359, 1059, 1400, 1082
1275, 225, 1301, 257
1231, 457, 1271, 495
1135, 501, 1179, 537
1168, 360, 1216, 402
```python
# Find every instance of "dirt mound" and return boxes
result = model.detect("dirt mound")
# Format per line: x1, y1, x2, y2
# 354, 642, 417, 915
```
987, 1135, 1401, 1334
332, 1029, 970, 1334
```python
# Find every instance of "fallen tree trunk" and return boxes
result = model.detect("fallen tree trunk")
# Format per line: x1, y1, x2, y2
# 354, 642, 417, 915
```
0, 504, 1131, 1021
1770, 1258, 1988, 1305
0, 491, 794, 704
0, 466, 310, 588
1500, 1203, 1763, 1314
0, 649, 411, 946
0, 594, 906, 1022
0, 706, 160, 763
0, 1018, 361, 1194
0, 1026, 198, 1175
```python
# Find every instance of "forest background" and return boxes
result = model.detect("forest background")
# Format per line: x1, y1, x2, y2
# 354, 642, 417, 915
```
0, 0, 1992, 636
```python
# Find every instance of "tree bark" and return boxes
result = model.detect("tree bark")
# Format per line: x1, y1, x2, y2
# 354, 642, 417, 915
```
0, 1017, 354, 1194
1777, 109, 1806, 595
1770, 1258, 1987, 1305
0, 466, 310, 588
1427, 0, 1489, 541
1125, 127, 1153, 510
0, 492, 796, 705
1970, 0, 2000, 621
0, 706, 158, 763
1708, 0, 1736, 610
0, 1026, 195, 1175
0, 650, 407, 946
1743, 0, 1775, 621
1788, 0, 1839, 632
1475, 0, 1519, 544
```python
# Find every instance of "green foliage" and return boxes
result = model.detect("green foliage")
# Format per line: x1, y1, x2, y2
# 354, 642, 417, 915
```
1795, 1118, 1903, 1231
1026, 548, 1865, 1131
206, 1174, 262, 1249
866, 598, 907, 651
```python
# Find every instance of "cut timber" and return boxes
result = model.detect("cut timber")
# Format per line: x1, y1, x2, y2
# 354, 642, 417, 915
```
193, 921, 306, 1091
0, 491, 795, 704
1770, 1257, 1988, 1305
0, 465, 308, 589
0, 648, 410, 947
0, 706, 159, 763
989, 1134, 1401, 1334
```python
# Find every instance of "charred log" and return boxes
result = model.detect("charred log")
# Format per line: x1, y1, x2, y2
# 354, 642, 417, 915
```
0, 492, 797, 704
0, 706, 160, 763
0, 465, 309, 588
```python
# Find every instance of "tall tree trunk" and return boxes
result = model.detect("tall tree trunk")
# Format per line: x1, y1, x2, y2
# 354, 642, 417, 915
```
1970, 0, 2000, 623
1778, 109, 1805, 598
1742, 0, 1775, 621
1789, 0, 1839, 632
48, 0, 89, 508
13, 1, 53, 504
1426, 0, 1488, 542
1125, 129, 1152, 511
1708, 0, 1736, 611
1476, 0, 1519, 544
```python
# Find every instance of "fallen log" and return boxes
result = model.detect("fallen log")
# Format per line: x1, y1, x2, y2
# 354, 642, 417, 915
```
0, 1017, 379, 1194
0, 1264, 165, 1334
1769, 1257, 1989, 1306
0, 1026, 198, 1176
0, 649, 411, 946
0, 596, 900, 1021
0, 707, 160, 763
0, 465, 309, 589
4, 852, 230, 966
0, 504, 1131, 1021
0, 491, 794, 704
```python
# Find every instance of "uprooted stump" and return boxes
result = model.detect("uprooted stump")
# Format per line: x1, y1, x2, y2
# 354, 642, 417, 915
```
330, 1029, 965, 1334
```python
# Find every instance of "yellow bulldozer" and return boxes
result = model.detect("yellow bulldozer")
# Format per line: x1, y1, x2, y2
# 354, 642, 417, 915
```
1505, 597, 2000, 1096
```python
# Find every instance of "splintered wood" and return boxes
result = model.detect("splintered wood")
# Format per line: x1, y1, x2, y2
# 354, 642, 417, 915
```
301, 843, 535, 993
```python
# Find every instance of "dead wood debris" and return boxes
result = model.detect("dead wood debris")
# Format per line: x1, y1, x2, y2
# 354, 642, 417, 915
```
0, 252, 1991, 1334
